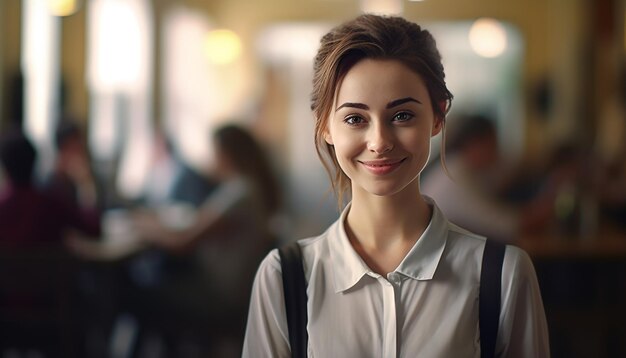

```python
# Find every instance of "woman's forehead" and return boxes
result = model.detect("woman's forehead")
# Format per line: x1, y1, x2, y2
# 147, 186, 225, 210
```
333, 59, 430, 107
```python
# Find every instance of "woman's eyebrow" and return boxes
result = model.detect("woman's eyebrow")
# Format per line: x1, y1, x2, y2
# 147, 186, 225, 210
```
335, 97, 421, 112
335, 102, 369, 111
386, 97, 421, 108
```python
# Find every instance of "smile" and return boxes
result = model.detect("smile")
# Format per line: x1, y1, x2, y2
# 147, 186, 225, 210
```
359, 158, 406, 175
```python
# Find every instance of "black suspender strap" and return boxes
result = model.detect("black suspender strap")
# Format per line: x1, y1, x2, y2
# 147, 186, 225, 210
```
279, 239, 505, 358
479, 239, 506, 358
279, 241, 308, 358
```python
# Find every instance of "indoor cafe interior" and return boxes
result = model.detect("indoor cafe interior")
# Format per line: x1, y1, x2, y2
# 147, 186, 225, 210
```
0, 0, 625, 357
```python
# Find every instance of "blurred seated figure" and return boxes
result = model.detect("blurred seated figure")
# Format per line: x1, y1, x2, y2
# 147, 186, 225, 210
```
42, 119, 102, 214
128, 123, 282, 355
0, 129, 101, 246
0, 129, 102, 357
421, 114, 560, 242
168, 162, 219, 208
141, 130, 218, 208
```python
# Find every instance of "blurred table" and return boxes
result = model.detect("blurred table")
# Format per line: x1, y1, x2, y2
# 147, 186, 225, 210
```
65, 203, 196, 262
65, 209, 148, 261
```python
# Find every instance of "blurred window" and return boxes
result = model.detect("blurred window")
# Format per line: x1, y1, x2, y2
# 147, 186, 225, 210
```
86, 0, 153, 199
22, 0, 61, 176
161, 6, 248, 172
161, 6, 216, 171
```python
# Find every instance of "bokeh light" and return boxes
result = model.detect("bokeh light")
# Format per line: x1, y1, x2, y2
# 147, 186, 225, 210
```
203, 29, 242, 65
469, 17, 508, 58
47, 0, 79, 17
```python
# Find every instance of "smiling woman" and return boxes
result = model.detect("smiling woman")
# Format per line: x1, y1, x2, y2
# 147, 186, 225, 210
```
325, 59, 441, 200
243, 14, 549, 358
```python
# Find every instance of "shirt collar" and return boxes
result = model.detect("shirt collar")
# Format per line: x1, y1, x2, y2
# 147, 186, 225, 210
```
329, 203, 371, 293
329, 196, 449, 293
395, 196, 448, 281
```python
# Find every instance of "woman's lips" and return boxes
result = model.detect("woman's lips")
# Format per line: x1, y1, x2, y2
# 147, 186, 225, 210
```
359, 158, 406, 175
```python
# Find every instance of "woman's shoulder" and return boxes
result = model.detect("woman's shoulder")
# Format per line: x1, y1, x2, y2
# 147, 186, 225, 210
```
442, 223, 535, 277
255, 248, 282, 278
298, 231, 331, 254
259, 226, 332, 275
444, 220, 523, 253
442, 221, 488, 257
257, 228, 333, 276
501, 244, 536, 281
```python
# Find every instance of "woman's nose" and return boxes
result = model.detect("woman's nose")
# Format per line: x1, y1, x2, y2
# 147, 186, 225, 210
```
366, 124, 394, 154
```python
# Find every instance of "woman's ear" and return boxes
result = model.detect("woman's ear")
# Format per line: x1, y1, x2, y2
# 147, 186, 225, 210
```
324, 130, 334, 145
431, 117, 444, 136
431, 100, 447, 136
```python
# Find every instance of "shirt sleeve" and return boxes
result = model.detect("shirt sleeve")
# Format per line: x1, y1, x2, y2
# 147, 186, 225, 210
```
242, 249, 291, 358
497, 246, 550, 357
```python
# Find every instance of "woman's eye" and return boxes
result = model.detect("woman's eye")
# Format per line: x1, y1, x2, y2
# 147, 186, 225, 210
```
392, 112, 414, 122
344, 115, 365, 126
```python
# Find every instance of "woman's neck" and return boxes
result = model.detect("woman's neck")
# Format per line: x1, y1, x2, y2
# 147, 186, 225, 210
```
346, 183, 432, 254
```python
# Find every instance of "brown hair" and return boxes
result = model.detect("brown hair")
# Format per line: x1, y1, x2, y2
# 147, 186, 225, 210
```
311, 14, 453, 206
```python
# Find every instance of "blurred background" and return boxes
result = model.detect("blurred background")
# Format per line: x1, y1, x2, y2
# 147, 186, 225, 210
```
0, 0, 624, 357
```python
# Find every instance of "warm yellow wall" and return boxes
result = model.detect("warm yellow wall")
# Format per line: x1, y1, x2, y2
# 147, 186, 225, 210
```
0, 0, 21, 75
0, 0, 22, 128
60, 2, 87, 120
0, 2, 5, 124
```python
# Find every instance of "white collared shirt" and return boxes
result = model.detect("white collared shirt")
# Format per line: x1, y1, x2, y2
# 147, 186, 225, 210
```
242, 200, 550, 358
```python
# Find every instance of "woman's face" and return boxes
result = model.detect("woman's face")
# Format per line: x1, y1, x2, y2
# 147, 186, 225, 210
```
325, 59, 441, 198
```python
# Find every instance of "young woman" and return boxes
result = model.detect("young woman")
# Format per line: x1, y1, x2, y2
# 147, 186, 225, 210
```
243, 15, 549, 357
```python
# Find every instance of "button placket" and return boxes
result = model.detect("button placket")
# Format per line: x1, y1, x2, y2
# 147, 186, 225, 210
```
380, 275, 398, 357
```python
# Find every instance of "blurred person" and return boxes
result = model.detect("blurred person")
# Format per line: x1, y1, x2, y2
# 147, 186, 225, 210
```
421, 114, 560, 242
0, 129, 102, 358
0, 129, 101, 245
128, 123, 282, 356
42, 119, 101, 213
168, 158, 219, 208
243, 14, 549, 357
139, 130, 185, 206
142, 128, 219, 208
137, 123, 281, 286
